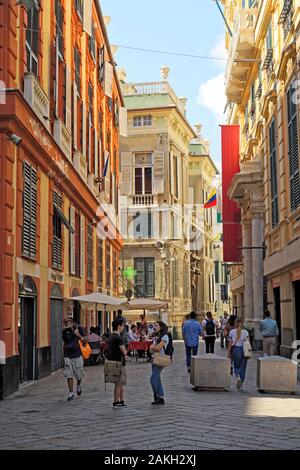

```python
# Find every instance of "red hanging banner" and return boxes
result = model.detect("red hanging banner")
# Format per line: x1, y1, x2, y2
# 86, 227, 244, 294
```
221, 125, 242, 263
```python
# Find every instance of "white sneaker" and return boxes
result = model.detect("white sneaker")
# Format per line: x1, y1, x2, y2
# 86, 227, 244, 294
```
236, 378, 242, 390
67, 392, 75, 401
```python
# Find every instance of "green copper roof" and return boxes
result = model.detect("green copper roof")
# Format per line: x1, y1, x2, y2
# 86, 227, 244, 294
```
189, 143, 208, 155
124, 94, 174, 110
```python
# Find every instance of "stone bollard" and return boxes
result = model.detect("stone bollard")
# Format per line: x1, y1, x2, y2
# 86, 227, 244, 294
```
191, 354, 231, 391
257, 356, 297, 394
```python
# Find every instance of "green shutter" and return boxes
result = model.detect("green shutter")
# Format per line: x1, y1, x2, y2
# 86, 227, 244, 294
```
287, 83, 300, 212
87, 223, 93, 281
269, 118, 279, 228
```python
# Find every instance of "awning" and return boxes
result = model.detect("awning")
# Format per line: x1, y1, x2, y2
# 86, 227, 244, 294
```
54, 204, 75, 233
69, 292, 123, 311
119, 299, 168, 311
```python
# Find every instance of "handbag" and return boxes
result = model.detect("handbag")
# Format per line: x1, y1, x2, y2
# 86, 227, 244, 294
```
243, 339, 252, 359
79, 340, 92, 360
152, 352, 171, 368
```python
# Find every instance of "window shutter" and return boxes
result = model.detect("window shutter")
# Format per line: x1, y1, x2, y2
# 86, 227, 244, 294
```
119, 107, 128, 137
69, 206, 76, 275
73, 82, 78, 149
30, 169, 37, 259
153, 151, 164, 194
104, 62, 113, 98
80, 214, 85, 278
53, 192, 63, 269
170, 151, 174, 195
22, 162, 32, 257
83, 0, 92, 36
94, 128, 99, 177
98, 46, 105, 84
82, 102, 87, 158
269, 118, 279, 228
98, 239, 103, 287
87, 223, 93, 281
65, 65, 72, 132
120, 152, 132, 195
287, 83, 300, 212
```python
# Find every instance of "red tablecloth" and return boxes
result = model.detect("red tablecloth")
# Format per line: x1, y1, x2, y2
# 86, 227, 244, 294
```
127, 340, 153, 352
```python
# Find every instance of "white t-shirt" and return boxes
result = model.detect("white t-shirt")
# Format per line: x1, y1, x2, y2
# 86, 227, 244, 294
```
202, 319, 218, 337
159, 334, 169, 356
228, 329, 249, 347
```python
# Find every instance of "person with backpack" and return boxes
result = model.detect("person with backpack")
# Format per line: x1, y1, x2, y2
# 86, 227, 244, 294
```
182, 311, 203, 372
149, 321, 170, 405
202, 312, 218, 354
62, 316, 87, 401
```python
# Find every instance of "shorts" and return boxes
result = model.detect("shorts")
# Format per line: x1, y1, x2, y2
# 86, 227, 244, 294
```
104, 360, 127, 386
64, 356, 84, 381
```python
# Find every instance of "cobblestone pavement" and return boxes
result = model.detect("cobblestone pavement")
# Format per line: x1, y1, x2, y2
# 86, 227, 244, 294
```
0, 341, 300, 450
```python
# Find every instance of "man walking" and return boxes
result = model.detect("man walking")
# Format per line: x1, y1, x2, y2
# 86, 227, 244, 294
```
182, 311, 203, 372
260, 311, 279, 356
62, 316, 86, 401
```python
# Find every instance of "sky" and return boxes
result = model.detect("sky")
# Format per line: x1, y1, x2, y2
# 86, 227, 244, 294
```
100, 0, 227, 171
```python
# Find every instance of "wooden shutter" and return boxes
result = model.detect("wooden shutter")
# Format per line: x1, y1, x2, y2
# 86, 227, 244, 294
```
83, 0, 92, 36
80, 214, 85, 278
23, 162, 34, 258
170, 151, 174, 195
65, 65, 72, 132
153, 151, 164, 194
98, 239, 103, 287
104, 62, 113, 98
73, 82, 78, 149
120, 152, 132, 195
287, 83, 300, 212
82, 102, 87, 158
99, 46, 105, 84
87, 223, 93, 281
119, 107, 128, 137
269, 118, 279, 228
69, 206, 76, 275
94, 129, 99, 177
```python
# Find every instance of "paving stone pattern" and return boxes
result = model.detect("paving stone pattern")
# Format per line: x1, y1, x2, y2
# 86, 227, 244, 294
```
0, 341, 300, 450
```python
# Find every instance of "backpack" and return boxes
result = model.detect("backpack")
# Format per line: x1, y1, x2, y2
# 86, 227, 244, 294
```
164, 332, 174, 357
205, 319, 215, 336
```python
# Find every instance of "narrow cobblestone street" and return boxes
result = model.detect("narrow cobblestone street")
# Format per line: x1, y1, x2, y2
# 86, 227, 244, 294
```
0, 342, 300, 450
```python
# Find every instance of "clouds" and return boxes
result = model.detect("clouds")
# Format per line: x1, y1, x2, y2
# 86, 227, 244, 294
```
198, 73, 227, 123
197, 36, 227, 123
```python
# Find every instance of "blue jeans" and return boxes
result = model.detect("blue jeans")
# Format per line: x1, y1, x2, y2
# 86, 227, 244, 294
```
150, 365, 164, 398
231, 346, 248, 382
185, 345, 198, 368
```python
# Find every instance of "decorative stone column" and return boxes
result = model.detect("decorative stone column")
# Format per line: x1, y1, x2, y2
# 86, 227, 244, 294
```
237, 292, 244, 319
242, 218, 254, 324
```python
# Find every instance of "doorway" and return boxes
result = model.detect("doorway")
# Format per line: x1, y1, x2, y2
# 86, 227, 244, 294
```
273, 287, 282, 347
19, 277, 37, 384
294, 281, 300, 342
50, 284, 63, 372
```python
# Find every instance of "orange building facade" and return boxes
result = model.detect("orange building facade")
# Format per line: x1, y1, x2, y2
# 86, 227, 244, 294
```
0, 0, 124, 398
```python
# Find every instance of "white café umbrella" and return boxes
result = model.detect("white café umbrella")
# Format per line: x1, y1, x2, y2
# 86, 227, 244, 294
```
69, 292, 124, 311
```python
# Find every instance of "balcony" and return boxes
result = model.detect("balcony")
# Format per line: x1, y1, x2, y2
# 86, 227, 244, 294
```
23, 73, 50, 130
54, 119, 72, 161
120, 194, 158, 208
280, 0, 294, 41
225, 8, 258, 104
122, 81, 186, 115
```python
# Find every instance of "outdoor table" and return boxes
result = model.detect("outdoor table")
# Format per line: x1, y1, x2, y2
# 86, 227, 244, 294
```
127, 340, 153, 361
